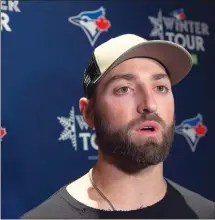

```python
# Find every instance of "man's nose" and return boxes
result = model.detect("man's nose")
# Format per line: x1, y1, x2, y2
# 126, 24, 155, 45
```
137, 89, 157, 114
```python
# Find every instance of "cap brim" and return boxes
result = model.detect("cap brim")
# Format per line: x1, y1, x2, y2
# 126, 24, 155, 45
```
98, 40, 193, 85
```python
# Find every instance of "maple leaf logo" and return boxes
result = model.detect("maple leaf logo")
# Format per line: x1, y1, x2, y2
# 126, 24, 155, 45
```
195, 123, 207, 136
95, 16, 111, 31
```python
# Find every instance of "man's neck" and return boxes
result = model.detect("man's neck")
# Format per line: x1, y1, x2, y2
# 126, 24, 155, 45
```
90, 154, 167, 210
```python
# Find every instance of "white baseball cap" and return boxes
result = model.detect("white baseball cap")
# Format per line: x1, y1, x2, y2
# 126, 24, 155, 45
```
83, 34, 193, 98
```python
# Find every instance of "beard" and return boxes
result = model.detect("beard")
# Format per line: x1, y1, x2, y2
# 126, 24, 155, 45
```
93, 108, 175, 174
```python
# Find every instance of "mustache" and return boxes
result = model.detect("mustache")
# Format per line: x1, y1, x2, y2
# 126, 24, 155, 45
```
125, 113, 166, 131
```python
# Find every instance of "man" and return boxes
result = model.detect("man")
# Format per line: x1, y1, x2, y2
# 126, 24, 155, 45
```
21, 34, 215, 219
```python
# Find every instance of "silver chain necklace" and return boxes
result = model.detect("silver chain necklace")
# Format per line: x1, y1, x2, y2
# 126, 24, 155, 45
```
88, 168, 116, 211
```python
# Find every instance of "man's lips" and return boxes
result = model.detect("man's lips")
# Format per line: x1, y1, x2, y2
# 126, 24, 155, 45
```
134, 121, 160, 133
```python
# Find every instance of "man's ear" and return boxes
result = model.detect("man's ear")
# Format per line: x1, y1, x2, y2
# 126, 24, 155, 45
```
79, 97, 95, 128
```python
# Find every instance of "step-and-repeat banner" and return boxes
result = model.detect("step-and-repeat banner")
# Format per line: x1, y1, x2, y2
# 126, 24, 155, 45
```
1, 1, 215, 218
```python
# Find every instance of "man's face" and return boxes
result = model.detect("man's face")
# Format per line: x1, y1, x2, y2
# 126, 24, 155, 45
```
92, 58, 175, 173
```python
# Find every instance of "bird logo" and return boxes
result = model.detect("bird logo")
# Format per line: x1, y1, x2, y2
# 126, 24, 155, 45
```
68, 7, 111, 46
170, 8, 186, 20
175, 114, 207, 152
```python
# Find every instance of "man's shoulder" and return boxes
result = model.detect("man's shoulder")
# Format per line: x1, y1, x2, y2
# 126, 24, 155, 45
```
20, 185, 80, 219
166, 178, 215, 219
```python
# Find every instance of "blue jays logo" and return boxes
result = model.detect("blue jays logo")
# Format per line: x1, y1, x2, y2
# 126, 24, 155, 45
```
68, 7, 111, 46
175, 114, 207, 152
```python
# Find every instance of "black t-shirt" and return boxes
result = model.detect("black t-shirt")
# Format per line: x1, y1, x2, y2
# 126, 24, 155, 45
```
21, 181, 198, 219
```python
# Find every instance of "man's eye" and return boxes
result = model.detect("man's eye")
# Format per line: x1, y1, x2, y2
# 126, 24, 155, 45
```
156, 85, 169, 93
117, 87, 130, 93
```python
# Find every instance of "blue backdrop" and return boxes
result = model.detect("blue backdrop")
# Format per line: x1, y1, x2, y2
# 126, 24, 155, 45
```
1, 0, 215, 218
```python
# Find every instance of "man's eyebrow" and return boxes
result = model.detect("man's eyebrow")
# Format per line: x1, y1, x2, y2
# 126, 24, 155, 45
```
104, 73, 137, 89
152, 73, 170, 81
103, 72, 170, 89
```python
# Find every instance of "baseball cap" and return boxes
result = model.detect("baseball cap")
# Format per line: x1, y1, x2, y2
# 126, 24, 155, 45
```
83, 34, 192, 99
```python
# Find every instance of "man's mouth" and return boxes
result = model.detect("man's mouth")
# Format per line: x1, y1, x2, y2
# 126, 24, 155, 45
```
135, 121, 160, 134
140, 127, 155, 131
